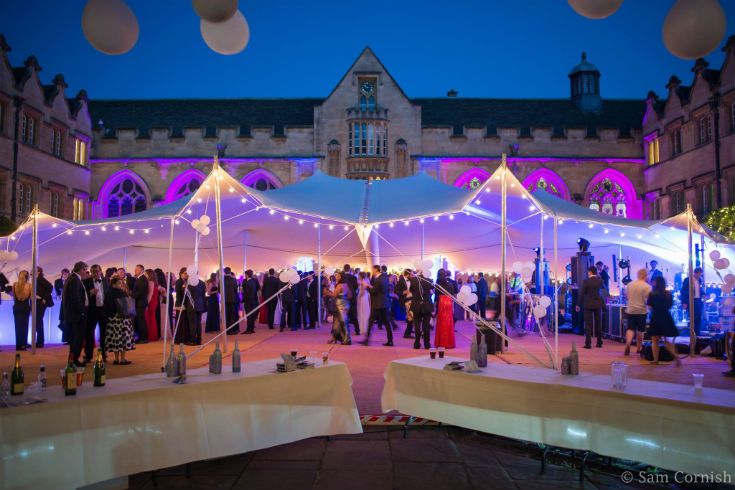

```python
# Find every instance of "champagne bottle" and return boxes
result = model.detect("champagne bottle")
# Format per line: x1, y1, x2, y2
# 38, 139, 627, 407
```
570, 342, 579, 375
470, 336, 478, 363
11, 353, 24, 396
165, 344, 178, 378
232, 339, 241, 373
213, 341, 222, 374
177, 343, 187, 376
38, 364, 47, 392
477, 335, 488, 368
65, 354, 77, 396
93, 350, 105, 387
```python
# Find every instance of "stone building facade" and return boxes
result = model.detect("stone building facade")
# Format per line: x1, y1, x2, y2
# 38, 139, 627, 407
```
2, 32, 735, 226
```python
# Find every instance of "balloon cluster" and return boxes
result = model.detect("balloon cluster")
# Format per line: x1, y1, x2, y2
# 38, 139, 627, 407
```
0, 250, 19, 263
568, 0, 727, 60
710, 250, 731, 272
457, 285, 478, 306
533, 296, 552, 319
190, 215, 212, 236
186, 266, 200, 287
195, 0, 250, 55
511, 261, 536, 283
324, 266, 336, 277
722, 274, 735, 295
279, 268, 301, 285
412, 258, 434, 272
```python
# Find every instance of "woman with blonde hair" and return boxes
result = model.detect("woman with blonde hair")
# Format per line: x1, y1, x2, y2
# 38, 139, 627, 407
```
12, 270, 32, 351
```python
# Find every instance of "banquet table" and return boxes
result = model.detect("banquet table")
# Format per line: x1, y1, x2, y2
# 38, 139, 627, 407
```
381, 356, 735, 476
1, 359, 362, 490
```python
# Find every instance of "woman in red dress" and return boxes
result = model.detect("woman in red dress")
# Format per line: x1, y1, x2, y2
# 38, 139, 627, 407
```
257, 272, 268, 324
434, 269, 456, 349
145, 269, 160, 342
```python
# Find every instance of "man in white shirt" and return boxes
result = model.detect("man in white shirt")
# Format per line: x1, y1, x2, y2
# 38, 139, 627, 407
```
83, 264, 109, 361
624, 269, 651, 356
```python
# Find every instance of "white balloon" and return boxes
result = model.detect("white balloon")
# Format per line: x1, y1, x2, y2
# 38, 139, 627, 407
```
521, 267, 533, 282
467, 293, 478, 306
724, 274, 735, 286
199, 215, 211, 226
279, 271, 291, 283
421, 259, 433, 271
721, 283, 733, 294
82, 0, 139, 55
567, 0, 623, 19
533, 305, 547, 319
460, 285, 471, 296
200, 10, 250, 55
539, 295, 552, 308
525, 262, 536, 273
710, 250, 721, 260
192, 0, 238, 22
288, 270, 300, 285
191, 219, 201, 229
663, 0, 726, 60
200, 226, 211, 236
457, 292, 469, 305
721, 258, 731, 269
188, 275, 200, 287
511, 261, 524, 274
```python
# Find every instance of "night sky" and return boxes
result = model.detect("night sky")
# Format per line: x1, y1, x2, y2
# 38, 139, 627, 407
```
1, 0, 734, 101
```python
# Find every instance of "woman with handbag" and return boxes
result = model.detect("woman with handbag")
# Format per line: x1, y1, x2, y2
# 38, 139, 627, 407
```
105, 276, 135, 365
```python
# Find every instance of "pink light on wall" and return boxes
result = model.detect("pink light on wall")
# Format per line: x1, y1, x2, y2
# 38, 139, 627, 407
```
521, 168, 571, 201
241, 168, 283, 190
584, 168, 642, 219
164, 168, 207, 204
453, 167, 492, 190
95, 168, 152, 218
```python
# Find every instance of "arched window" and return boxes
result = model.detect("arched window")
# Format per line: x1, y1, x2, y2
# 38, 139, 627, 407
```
453, 168, 492, 190
99, 172, 150, 218
174, 178, 201, 201
583, 169, 642, 219
242, 169, 282, 191
521, 168, 571, 201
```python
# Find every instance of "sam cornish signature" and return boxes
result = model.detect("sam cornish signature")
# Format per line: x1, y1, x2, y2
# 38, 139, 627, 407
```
620, 470, 732, 485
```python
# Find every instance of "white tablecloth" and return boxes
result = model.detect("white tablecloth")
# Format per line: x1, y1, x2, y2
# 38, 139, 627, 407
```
2, 359, 361, 490
382, 356, 735, 476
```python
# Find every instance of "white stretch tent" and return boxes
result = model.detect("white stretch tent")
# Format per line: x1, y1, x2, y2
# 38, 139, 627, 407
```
2, 156, 733, 358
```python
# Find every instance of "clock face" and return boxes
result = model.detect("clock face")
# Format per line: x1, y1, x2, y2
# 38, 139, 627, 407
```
360, 81, 374, 95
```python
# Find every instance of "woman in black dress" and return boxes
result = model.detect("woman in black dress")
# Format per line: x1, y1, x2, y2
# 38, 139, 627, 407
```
205, 272, 220, 332
646, 276, 681, 365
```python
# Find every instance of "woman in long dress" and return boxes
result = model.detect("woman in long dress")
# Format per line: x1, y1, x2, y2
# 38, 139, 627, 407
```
647, 276, 681, 365
174, 268, 197, 345
326, 272, 352, 344
205, 273, 220, 332
144, 269, 159, 342
357, 272, 371, 337
434, 269, 456, 349
105, 277, 135, 365
11, 270, 31, 351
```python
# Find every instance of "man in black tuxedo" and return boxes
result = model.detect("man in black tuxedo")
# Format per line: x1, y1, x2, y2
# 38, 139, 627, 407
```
409, 270, 434, 349
131, 264, 149, 343
34, 267, 54, 348
307, 272, 318, 329
279, 274, 295, 332
83, 264, 110, 361
64, 261, 89, 366
363, 265, 393, 346
382, 265, 399, 331
118, 267, 135, 292
223, 267, 239, 334
576, 266, 605, 349
262, 268, 280, 329
343, 264, 360, 335
191, 276, 205, 344
681, 267, 704, 335
294, 270, 308, 329
476, 272, 488, 319
55, 268, 70, 343
241, 269, 260, 334
396, 270, 413, 338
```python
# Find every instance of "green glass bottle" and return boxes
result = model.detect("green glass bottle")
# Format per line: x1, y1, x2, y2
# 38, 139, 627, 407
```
93, 350, 106, 387
10, 353, 24, 396
65, 354, 77, 396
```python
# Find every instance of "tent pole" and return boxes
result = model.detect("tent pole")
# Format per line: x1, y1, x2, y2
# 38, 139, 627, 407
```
553, 213, 559, 370
162, 216, 175, 369
539, 205, 545, 358
500, 154, 507, 352
421, 221, 425, 260
241, 231, 248, 273
213, 157, 228, 353
30, 205, 38, 355
123, 247, 127, 270
317, 224, 322, 327
687, 203, 696, 356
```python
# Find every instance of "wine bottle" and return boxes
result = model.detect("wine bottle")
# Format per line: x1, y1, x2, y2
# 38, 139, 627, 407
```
177, 343, 187, 376
232, 339, 241, 373
65, 355, 77, 396
213, 341, 222, 374
469, 336, 478, 363
11, 353, 24, 396
569, 342, 579, 375
165, 344, 178, 377
38, 364, 47, 392
93, 350, 105, 387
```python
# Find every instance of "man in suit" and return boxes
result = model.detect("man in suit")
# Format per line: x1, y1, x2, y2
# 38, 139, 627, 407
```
476, 272, 488, 319
191, 276, 205, 344
64, 261, 89, 366
396, 270, 413, 338
293, 270, 308, 329
117, 267, 135, 292
307, 272, 318, 329
55, 268, 70, 343
131, 264, 149, 343
576, 266, 605, 349
34, 267, 54, 349
223, 267, 239, 334
82, 264, 109, 361
343, 264, 360, 335
409, 270, 434, 349
647, 260, 663, 285
241, 269, 260, 334
363, 265, 393, 346
279, 275, 295, 332
381, 265, 399, 330
681, 267, 704, 336
262, 268, 280, 329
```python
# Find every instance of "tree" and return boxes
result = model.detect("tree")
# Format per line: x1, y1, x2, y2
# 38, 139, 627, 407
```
705, 206, 735, 241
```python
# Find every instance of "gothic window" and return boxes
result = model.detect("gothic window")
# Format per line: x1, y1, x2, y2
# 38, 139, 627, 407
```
349, 121, 387, 157
587, 178, 627, 217
52, 128, 63, 157
50, 192, 60, 217
20, 114, 27, 143
242, 170, 280, 191
671, 128, 682, 156
106, 178, 148, 218
360, 95, 367, 111
27, 117, 35, 146
646, 137, 660, 165
698, 114, 713, 145
73, 197, 86, 220
74, 138, 88, 165
17, 182, 33, 217
526, 177, 561, 197
173, 177, 201, 201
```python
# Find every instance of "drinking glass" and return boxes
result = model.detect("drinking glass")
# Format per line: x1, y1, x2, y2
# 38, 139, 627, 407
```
611, 361, 628, 390
76, 367, 85, 388
429, 348, 437, 359
438, 347, 446, 359
692, 373, 704, 390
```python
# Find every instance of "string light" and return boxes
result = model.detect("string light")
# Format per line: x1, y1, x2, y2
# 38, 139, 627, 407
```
343, 225, 349, 231
228, 187, 234, 193
604, 229, 609, 234
588, 224, 594, 229
389, 222, 395, 228
129, 230, 135, 235
84, 230, 90, 236
313, 223, 318, 228
403, 221, 409, 226
485, 188, 490, 193
433, 216, 439, 221
101, 226, 107, 231
269, 209, 276, 215
66, 231, 72, 236
298, 219, 304, 225
620, 232, 625, 237
449, 215, 454, 220
241, 198, 246, 203
174, 219, 180, 225
528, 205, 535, 211
636, 234, 642, 239
284, 215, 290, 221
197, 198, 202, 203
329, 225, 334, 230
558, 219, 564, 225
144, 229, 150, 234
186, 210, 192, 215
419, 218, 425, 224
51, 223, 57, 228
114, 226, 120, 231
475, 199, 481, 205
